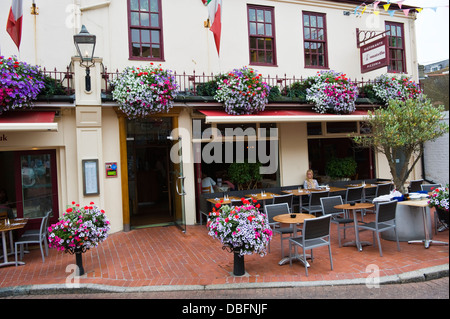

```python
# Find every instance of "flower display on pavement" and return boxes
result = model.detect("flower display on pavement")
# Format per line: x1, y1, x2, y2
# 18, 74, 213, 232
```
207, 198, 273, 257
214, 66, 271, 115
306, 70, 359, 114
111, 63, 179, 119
0, 56, 45, 114
428, 184, 449, 212
48, 201, 111, 253
372, 74, 422, 104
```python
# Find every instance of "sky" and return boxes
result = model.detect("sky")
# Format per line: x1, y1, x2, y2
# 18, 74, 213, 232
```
402, 0, 449, 64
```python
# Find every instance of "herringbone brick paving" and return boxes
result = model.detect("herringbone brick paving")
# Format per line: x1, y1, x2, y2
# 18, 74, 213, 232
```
0, 212, 448, 288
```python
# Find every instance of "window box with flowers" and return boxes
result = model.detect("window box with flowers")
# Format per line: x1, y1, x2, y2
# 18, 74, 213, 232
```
110, 63, 179, 119
214, 67, 271, 115
207, 199, 273, 276
428, 184, 449, 229
306, 70, 359, 114
48, 201, 111, 276
372, 74, 423, 104
0, 56, 45, 115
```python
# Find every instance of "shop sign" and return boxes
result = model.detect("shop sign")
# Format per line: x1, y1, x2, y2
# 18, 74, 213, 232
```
360, 37, 389, 73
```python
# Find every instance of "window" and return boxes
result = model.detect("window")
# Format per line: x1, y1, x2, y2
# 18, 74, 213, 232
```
303, 11, 328, 68
385, 22, 405, 73
248, 5, 276, 66
128, 0, 164, 60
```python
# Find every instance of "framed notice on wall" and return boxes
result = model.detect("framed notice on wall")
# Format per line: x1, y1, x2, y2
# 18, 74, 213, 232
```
82, 159, 100, 195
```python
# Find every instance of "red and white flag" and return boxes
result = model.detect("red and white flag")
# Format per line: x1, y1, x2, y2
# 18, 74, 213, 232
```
208, 0, 222, 56
6, 0, 24, 50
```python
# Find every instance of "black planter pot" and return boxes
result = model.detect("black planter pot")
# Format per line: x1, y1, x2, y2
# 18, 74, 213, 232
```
436, 208, 449, 226
75, 251, 85, 276
233, 250, 245, 276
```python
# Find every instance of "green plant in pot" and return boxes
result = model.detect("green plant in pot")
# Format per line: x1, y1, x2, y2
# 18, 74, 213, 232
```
228, 161, 262, 190
325, 157, 357, 181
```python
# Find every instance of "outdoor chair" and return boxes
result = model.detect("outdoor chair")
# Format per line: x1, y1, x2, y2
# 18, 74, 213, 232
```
303, 190, 329, 216
408, 179, 424, 193
15, 213, 49, 265
320, 196, 354, 247
357, 200, 400, 257
264, 203, 295, 257
288, 214, 333, 276
21, 210, 52, 238
345, 186, 365, 221
0, 211, 7, 220
365, 183, 392, 213
202, 186, 211, 194
421, 184, 445, 234
272, 194, 293, 213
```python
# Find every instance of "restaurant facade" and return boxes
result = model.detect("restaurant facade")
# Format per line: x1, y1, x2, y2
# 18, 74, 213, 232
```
0, 0, 424, 233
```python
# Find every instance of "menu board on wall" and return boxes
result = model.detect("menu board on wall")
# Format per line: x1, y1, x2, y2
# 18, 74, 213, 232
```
82, 159, 99, 195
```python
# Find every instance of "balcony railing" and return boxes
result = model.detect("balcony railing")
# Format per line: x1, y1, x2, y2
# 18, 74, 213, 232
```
39, 66, 74, 96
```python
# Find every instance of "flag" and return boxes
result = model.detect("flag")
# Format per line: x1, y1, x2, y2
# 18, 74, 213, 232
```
201, 0, 210, 5
6, 0, 23, 50
208, 0, 222, 56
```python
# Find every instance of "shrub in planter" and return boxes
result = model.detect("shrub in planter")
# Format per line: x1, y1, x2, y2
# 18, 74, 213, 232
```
325, 157, 357, 180
111, 63, 179, 119
0, 56, 45, 114
306, 70, 359, 114
214, 66, 270, 115
228, 161, 262, 190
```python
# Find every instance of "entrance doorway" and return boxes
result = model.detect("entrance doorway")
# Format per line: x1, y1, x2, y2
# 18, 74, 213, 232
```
126, 118, 175, 228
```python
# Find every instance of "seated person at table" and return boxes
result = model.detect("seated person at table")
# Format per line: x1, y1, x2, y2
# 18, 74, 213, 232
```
303, 169, 319, 189
202, 173, 216, 193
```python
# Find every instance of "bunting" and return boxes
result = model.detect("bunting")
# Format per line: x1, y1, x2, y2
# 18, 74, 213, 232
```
350, 1, 448, 17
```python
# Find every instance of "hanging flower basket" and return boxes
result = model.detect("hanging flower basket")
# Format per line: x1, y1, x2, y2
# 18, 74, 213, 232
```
306, 70, 359, 114
214, 66, 270, 115
372, 74, 423, 104
207, 199, 273, 275
110, 63, 179, 119
48, 201, 111, 276
0, 56, 45, 114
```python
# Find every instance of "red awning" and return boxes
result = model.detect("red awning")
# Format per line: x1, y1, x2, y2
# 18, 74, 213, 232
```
198, 109, 369, 123
0, 111, 58, 131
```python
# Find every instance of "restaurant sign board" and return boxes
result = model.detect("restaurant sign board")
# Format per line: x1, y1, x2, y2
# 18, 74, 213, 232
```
360, 36, 389, 73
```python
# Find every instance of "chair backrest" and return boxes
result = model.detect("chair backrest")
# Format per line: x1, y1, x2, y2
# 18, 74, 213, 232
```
264, 203, 290, 224
39, 214, 49, 240
376, 183, 392, 197
320, 196, 344, 216
345, 186, 364, 203
421, 184, 441, 192
303, 215, 331, 241
272, 194, 293, 208
409, 179, 424, 192
0, 211, 8, 220
309, 191, 329, 206
376, 200, 398, 224
202, 186, 212, 194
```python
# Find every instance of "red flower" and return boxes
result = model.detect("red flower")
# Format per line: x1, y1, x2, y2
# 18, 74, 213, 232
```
66, 208, 73, 213
215, 203, 221, 208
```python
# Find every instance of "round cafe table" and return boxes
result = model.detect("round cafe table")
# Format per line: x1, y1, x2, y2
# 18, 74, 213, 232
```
334, 202, 374, 252
273, 213, 315, 266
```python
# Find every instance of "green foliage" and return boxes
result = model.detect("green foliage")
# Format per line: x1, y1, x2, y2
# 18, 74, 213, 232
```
325, 157, 357, 179
421, 73, 449, 111
228, 161, 262, 190
196, 79, 219, 96
39, 76, 68, 97
268, 86, 281, 101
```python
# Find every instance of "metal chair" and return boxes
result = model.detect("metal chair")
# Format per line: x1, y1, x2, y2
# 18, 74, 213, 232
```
21, 210, 52, 237
303, 190, 329, 216
264, 203, 295, 257
365, 183, 392, 213
272, 194, 293, 213
357, 200, 400, 257
320, 196, 354, 247
15, 213, 49, 265
288, 214, 333, 276
345, 186, 365, 221
421, 184, 445, 234
408, 179, 424, 193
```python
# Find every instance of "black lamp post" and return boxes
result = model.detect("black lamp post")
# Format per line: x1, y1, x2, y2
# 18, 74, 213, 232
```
73, 25, 96, 92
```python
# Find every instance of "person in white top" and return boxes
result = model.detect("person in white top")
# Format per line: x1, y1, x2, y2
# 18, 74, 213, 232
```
303, 169, 319, 189
202, 173, 216, 193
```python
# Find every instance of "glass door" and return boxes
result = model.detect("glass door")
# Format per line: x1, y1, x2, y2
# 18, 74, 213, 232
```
169, 136, 186, 233
14, 150, 58, 229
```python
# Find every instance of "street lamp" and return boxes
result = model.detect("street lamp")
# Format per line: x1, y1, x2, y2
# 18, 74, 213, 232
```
74, 25, 96, 92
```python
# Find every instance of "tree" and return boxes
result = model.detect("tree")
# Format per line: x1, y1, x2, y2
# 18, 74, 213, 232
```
354, 98, 449, 194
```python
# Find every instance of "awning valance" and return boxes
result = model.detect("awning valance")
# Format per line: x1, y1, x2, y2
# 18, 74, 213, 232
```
198, 109, 369, 124
0, 111, 58, 132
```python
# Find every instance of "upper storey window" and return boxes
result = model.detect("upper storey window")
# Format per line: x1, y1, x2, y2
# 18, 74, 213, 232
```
302, 11, 328, 69
385, 22, 406, 73
128, 0, 164, 60
248, 5, 277, 66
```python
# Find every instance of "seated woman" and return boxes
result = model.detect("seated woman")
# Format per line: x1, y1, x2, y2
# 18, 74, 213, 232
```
303, 169, 319, 189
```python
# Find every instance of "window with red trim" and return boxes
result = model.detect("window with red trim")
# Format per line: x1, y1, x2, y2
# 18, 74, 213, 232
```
302, 11, 328, 68
128, 0, 164, 60
248, 5, 277, 66
385, 22, 406, 73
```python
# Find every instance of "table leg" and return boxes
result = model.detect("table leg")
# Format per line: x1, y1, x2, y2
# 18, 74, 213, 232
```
343, 209, 371, 251
278, 224, 311, 267
408, 207, 448, 248
0, 231, 25, 267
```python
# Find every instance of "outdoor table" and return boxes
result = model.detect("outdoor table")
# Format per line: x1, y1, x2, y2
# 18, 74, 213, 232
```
334, 202, 374, 252
400, 199, 449, 249
273, 213, 315, 266
0, 218, 28, 267
206, 196, 242, 205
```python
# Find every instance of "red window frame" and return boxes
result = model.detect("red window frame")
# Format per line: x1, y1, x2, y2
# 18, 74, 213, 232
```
302, 11, 328, 69
247, 5, 277, 66
385, 21, 406, 73
127, 0, 164, 61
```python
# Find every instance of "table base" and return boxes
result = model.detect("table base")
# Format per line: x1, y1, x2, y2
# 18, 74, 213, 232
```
343, 240, 372, 252
278, 254, 311, 267
0, 261, 25, 268
408, 239, 448, 249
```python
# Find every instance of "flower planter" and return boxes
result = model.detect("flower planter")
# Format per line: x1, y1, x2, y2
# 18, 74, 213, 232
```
75, 250, 85, 276
436, 208, 449, 226
233, 248, 245, 276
